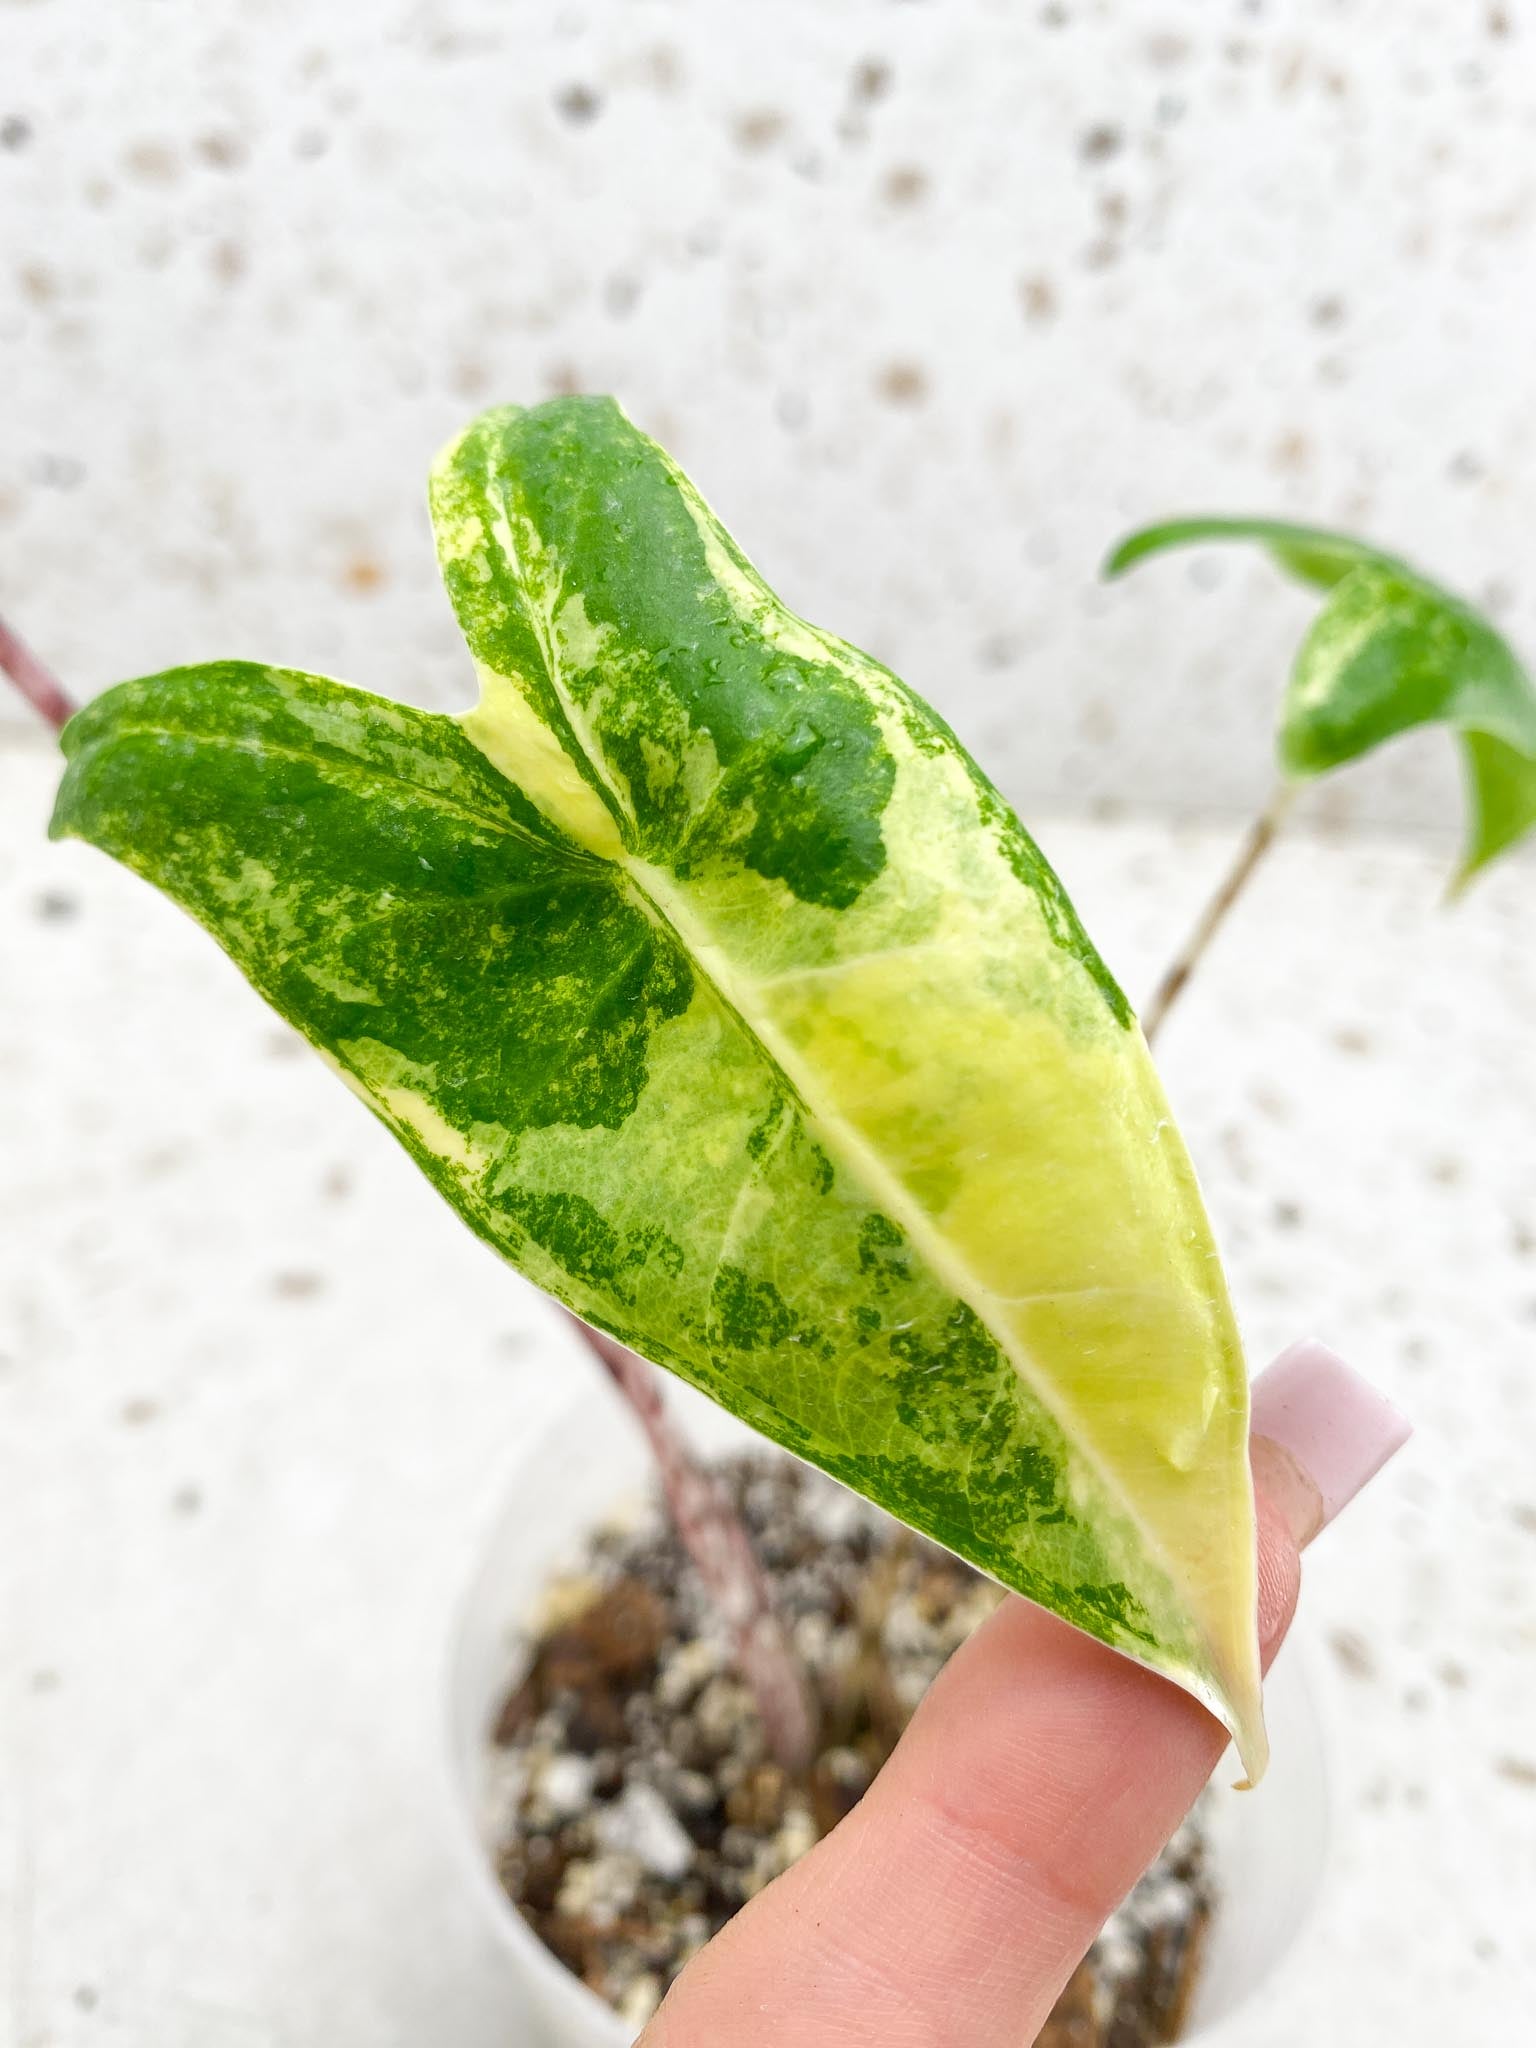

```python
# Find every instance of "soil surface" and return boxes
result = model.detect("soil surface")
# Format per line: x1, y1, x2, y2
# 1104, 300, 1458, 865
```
486, 1455, 1212, 2042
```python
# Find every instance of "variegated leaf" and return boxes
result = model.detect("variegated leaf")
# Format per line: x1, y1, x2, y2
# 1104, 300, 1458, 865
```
52, 399, 1265, 1773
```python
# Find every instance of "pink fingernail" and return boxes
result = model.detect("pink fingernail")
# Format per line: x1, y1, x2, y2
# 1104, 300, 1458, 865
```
1251, 1339, 1412, 1528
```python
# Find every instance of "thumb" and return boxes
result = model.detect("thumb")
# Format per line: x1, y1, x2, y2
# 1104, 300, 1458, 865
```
643, 1344, 1407, 2048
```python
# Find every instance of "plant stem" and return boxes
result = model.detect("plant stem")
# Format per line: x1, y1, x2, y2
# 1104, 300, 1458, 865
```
0, 617, 75, 731
1142, 782, 1297, 1046
565, 1312, 821, 1775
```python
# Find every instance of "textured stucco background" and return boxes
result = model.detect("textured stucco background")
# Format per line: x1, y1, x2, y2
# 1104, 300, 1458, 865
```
4, 6, 1536, 2048
5, 0, 1536, 831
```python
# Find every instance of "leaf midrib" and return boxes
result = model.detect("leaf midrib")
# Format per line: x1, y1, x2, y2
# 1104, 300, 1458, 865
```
446, 467, 1249, 1722
445, 571, 1231, 1700
617, 853, 1219, 1692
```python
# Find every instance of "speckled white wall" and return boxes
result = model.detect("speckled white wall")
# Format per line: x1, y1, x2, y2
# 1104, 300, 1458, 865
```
4, 0, 1536, 831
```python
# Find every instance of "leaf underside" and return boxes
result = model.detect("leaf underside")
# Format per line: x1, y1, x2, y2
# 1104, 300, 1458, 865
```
53, 399, 1265, 1772
1108, 515, 1536, 887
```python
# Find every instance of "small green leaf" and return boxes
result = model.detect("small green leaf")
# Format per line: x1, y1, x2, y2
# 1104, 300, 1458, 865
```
52, 399, 1268, 1774
1108, 514, 1536, 885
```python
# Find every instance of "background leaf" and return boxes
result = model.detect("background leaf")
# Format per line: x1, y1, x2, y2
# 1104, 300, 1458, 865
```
1104, 514, 1404, 593
52, 400, 1268, 1774
1107, 515, 1536, 886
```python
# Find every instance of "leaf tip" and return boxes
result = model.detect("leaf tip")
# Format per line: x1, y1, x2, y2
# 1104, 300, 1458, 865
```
1444, 857, 1481, 905
1101, 532, 1144, 581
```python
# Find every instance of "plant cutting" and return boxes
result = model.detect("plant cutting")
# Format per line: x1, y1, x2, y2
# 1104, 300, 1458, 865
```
1105, 516, 1536, 1038
9, 402, 1499, 2042
35, 398, 1276, 1769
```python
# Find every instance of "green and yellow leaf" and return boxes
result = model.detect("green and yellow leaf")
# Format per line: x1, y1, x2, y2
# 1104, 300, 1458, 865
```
52, 399, 1266, 1773
1107, 514, 1536, 888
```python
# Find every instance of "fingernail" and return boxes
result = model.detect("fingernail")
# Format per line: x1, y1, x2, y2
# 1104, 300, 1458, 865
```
1249, 1433, 1326, 1550
1251, 1339, 1412, 1537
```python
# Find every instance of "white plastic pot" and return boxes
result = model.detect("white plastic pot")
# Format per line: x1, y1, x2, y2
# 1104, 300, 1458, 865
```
446, 1378, 1332, 2048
